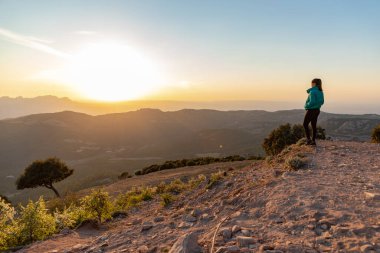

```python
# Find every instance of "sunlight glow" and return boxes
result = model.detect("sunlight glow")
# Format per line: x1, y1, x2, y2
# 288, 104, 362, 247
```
59, 42, 166, 101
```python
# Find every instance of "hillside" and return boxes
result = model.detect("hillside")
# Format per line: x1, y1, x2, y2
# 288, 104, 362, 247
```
19, 140, 380, 252
1, 109, 379, 203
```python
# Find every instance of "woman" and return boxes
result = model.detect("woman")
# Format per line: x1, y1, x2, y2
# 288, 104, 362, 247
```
303, 78, 324, 145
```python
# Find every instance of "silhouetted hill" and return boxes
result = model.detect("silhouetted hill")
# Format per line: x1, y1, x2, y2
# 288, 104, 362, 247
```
0, 109, 379, 203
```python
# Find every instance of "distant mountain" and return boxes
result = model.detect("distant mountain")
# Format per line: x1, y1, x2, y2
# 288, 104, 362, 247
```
0, 109, 379, 203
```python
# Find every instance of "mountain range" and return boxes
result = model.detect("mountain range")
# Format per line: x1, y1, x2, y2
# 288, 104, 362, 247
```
0, 108, 379, 203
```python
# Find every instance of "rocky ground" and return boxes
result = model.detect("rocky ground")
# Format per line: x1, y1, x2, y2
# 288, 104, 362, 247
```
19, 140, 380, 253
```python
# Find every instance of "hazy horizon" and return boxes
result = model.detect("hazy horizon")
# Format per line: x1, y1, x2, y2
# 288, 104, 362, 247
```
1, 0, 379, 110
0, 95, 379, 116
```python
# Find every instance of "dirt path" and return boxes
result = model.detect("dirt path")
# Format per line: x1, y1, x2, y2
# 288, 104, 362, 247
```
19, 141, 380, 252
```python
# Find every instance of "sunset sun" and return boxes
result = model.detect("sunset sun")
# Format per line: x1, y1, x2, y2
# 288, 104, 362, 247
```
60, 42, 165, 101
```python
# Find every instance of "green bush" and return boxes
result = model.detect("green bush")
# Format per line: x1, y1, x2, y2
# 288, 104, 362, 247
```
286, 156, 307, 170
371, 125, 380, 143
262, 123, 325, 155
206, 171, 224, 189
81, 189, 113, 223
18, 197, 56, 244
130, 155, 248, 176
0, 198, 16, 250
160, 193, 174, 207
54, 205, 84, 230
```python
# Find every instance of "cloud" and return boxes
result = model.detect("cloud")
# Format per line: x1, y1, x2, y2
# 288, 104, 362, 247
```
0, 27, 70, 59
74, 30, 97, 35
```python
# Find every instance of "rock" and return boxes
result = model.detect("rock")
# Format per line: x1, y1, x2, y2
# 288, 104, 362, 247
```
168, 232, 203, 253
138, 245, 149, 253
320, 224, 328, 230
184, 215, 197, 222
191, 208, 202, 217
133, 218, 143, 225
60, 228, 71, 235
178, 221, 192, 229
360, 244, 374, 252
141, 221, 153, 231
259, 245, 274, 251
241, 229, 251, 236
112, 211, 128, 219
236, 236, 255, 247
200, 213, 212, 221
364, 192, 380, 201
220, 227, 232, 241
226, 246, 240, 252
232, 225, 241, 233
154, 216, 165, 222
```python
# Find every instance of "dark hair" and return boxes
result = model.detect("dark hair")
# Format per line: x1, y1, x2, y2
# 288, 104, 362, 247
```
312, 78, 323, 91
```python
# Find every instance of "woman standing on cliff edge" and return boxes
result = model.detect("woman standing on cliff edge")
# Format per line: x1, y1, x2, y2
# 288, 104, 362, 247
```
303, 78, 324, 145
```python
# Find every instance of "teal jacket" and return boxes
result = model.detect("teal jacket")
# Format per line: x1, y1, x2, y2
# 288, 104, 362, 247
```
304, 86, 324, 110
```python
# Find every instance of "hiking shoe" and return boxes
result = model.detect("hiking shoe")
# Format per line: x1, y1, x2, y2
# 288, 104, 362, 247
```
306, 139, 312, 145
309, 141, 316, 146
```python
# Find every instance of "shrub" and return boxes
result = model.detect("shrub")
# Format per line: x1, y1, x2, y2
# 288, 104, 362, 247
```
81, 189, 113, 223
188, 174, 206, 188
371, 125, 380, 143
47, 192, 81, 212
286, 156, 307, 170
18, 197, 56, 244
263, 123, 325, 155
0, 198, 16, 250
160, 193, 174, 207
54, 205, 84, 230
118, 172, 132, 180
163, 179, 188, 194
206, 171, 224, 189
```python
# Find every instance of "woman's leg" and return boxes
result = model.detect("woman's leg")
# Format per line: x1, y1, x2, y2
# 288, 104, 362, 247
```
303, 110, 312, 140
310, 109, 320, 142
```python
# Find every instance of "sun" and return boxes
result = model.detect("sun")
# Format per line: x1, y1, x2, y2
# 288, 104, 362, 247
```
60, 42, 166, 102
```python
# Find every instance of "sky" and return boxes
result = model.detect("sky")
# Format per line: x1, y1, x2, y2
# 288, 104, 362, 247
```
0, 0, 379, 113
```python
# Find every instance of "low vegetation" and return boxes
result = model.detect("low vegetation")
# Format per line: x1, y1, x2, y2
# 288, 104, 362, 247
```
0, 173, 209, 250
262, 123, 326, 155
371, 125, 380, 143
131, 155, 262, 176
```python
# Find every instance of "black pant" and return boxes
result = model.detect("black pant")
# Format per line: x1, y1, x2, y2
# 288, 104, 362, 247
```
303, 109, 320, 141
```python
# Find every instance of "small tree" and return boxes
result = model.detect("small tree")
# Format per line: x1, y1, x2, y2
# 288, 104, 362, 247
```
81, 189, 113, 223
372, 125, 380, 143
262, 123, 326, 155
18, 197, 56, 244
16, 158, 73, 198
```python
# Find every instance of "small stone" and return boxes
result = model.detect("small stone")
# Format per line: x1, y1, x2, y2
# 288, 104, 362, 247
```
154, 216, 165, 222
137, 245, 149, 253
60, 228, 71, 235
314, 228, 323, 236
360, 244, 374, 252
236, 236, 255, 247
220, 227, 232, 241
191, 208, 202, 217
183, 215, 197, 222
259, 245, 274, 251
241, 229, 251, 236
132, 218, 142, 225
168, 232, 202, 253
141, 221, 153, 231
225, 246, 240, 253
232, 225, 241, 233
178, 221, 192, 229
364, 192, 380, 201
320, 224, 328, 230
